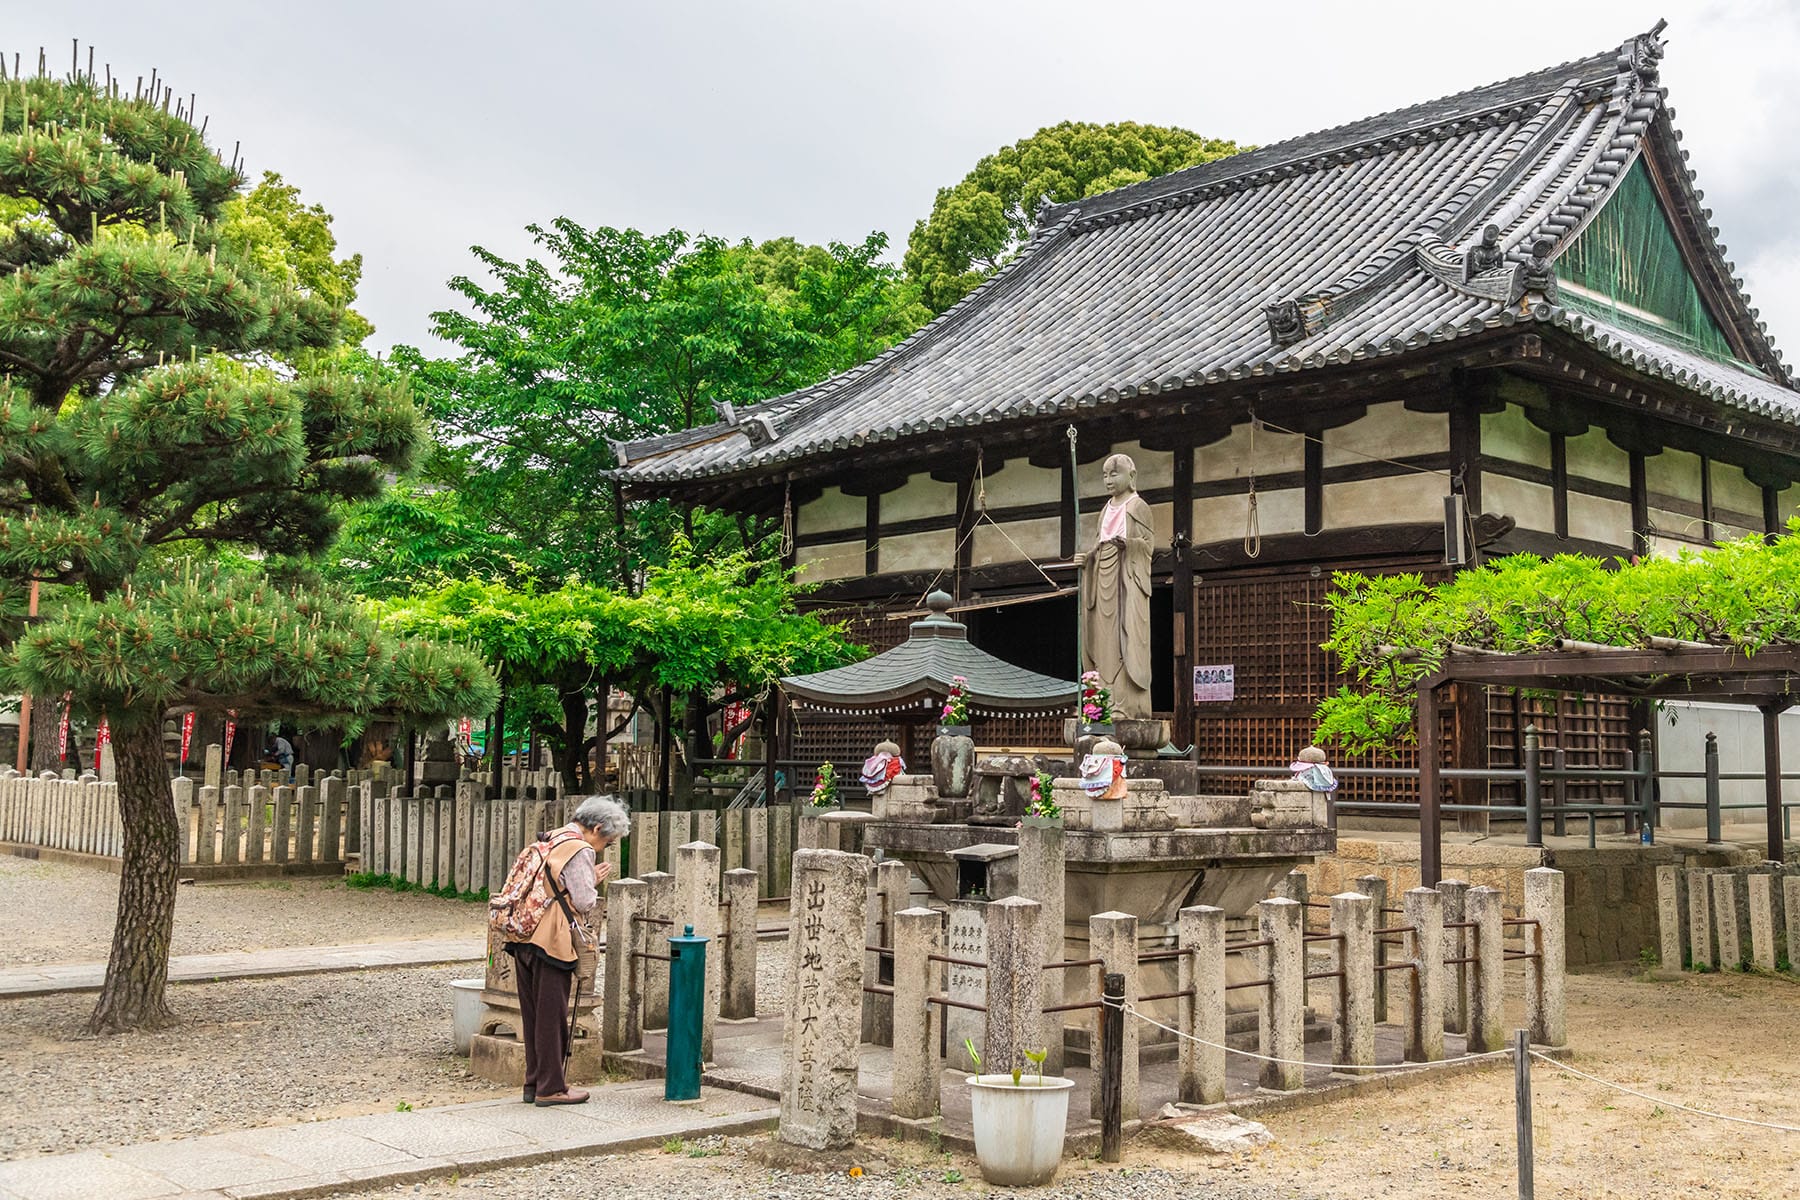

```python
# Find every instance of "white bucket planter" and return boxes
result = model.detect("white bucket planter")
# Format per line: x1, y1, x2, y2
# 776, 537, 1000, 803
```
966, 1073, 1074, 1186
450, 978, 484, 1054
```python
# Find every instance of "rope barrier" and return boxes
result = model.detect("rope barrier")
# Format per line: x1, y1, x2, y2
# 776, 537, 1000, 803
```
1527, 1051, 1800, 1134
1114, 999, 1513, 1072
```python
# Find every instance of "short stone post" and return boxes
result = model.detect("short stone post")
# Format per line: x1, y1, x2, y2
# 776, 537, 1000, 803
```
891, 906, 942, 1120
1711, 872, 1743, 969
1524, 867, 1566, 1047
274, 784, 296, 865
295, 784, 318, 866
1687, 868, 1717, 969
1177, 904, 1226, 1103
220, 784, 244, 865
1437, 878, 1470, 1035
603, 877, 646, 1052
1356, 873, 1390, 1022
674, 841, 723, 1059
1748, 873, 1778, 971
170, 777, 194, 864
320, 776, 345, 863
721, 867, 759, 1019
246, 783, 268, 865
747, 809, 769, 886
1018, 821, 1067, 1073
197, 785, 219, 866
779, 848, 870, 1151
1785, 876, 1800, 974
1655, 864, 1687, 971
435, 794, 456, 888
203, 743, 223, 791
1259, 896, 1305, 1089
1466, 885, 1506, 1053
772, 808, 793, 896
695, 809, 718, 850
982, 896, 1045, 1079
797, 811, 824, 852
1331, 891, 1374, 1073
862, 859, 909, 1046
641, 870, 676, 1030
631, 810, 659, 878
1402, 886, 1444, 1063
1088, 911, 1139, 1120
666, 810, 692, 855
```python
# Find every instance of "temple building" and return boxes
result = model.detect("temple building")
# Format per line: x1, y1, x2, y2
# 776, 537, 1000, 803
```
614, 24, 1800, 807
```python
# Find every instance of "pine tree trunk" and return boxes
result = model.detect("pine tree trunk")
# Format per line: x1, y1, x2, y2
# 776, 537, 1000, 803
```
88, 717, 178, 1033
557, 686, 589, 794
27, 694, 62, 774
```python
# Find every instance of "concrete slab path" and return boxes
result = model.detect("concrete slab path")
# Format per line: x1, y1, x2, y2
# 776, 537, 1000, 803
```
0, 937, 485, 999
0, 1081, 775, 1200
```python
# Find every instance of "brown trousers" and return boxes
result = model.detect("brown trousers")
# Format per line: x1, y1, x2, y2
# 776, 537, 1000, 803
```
512, 949, 573, 1096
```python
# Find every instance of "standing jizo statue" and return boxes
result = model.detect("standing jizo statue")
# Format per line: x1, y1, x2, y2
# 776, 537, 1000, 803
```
1074, 453, 1153, 719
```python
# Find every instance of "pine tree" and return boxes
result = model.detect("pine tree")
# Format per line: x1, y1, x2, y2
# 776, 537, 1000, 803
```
0, 56, 494, 1031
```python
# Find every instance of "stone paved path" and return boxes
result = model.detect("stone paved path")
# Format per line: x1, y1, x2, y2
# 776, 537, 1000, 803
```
0, 1081, 775, 1200
0, 937, 485, 998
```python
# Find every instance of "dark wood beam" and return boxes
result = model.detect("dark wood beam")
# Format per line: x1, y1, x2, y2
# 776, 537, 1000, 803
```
1629, 452, 1650, 557
1172, 444, 1195, 744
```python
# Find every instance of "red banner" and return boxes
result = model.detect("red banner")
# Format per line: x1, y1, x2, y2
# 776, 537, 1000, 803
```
56, 696, 70, 763
224, 711, 237, 763
94, 716, 110, 772
180, 712, 196, 766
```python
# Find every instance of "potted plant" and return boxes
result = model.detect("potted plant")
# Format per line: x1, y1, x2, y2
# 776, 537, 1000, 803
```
1078, 671, 1115, 737
1022, 769, 1062, 827
964, 1040, 1072, 1186
807, 761, 840, 810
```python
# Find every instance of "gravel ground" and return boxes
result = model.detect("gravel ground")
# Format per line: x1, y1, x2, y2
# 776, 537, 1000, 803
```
0, 855, 483, 966
0, 963, 500, 1158
380, 966, 1798, 1200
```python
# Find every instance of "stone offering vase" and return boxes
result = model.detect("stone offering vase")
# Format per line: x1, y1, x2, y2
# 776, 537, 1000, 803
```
967, 1073, 1074, 1185
931, 725, 975, 799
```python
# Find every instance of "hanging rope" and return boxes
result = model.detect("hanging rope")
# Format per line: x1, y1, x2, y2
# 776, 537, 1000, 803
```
1244, 412, 1263, 559
780, 482, 794, 558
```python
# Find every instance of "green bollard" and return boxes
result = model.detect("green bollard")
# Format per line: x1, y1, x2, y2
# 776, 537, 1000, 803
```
665, 923, 708, 1101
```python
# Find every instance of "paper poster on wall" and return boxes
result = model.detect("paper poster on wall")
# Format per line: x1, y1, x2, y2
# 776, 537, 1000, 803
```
1193, 664, 1236, 702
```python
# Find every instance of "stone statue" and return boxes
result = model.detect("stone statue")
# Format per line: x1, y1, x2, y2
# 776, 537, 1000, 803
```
1463, 224, 1506, 281
1073, 453, 1153, 720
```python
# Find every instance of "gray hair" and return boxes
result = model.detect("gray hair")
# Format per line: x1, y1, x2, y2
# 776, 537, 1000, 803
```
571, 795, 630, 839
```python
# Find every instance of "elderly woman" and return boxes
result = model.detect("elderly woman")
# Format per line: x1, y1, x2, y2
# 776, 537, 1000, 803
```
504, 795, 630, 1107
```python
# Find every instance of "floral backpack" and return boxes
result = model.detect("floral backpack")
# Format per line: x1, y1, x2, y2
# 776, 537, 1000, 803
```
487, 829, 582, 942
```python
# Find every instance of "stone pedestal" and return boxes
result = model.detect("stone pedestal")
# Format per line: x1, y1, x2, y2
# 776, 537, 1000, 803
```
470, 926, 602, 1086
931, 728, 975, 799
1063, 718, 1169, 759
970, 754, 1033, 825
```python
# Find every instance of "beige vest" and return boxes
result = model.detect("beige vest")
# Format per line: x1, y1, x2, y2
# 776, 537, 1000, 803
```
526, 828, 589, 964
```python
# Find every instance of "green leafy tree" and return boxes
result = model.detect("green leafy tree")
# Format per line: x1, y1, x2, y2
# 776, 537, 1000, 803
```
218, 170, 373, 351
0, 71, 490, 1031
373, 542, 859, 792
1315, 530, 1800, 752
904, 121, 1244, 312
395, 222, 928, 588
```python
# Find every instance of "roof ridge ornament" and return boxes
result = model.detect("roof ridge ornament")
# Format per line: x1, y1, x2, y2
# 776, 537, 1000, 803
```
1507, 236, 1561, 311
1264, 299, 1307, 347
1622, 19, 1668, 85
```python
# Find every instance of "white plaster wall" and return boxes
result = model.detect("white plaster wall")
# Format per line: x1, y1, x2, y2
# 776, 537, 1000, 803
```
1563, 427, 1630, 486
883, 474, 956, 523
1484, 475, 1556, 535
1197, 422, 1305, 481
1648, 506, 1707, 545
880, 528, 956, 575
1711, 462, 1763, 539
796, 539, 863, 582
979, 460, 1059, 509
1646, 535, 1696, 560
1645, 448, 1702, 501
1655, 701, 1800, 830
797, 485, 863, 536
1322, 472, 1444, 530
972, 517, 1060, 567
1193, 488, 1303, 544
1481, 405, 1551, 465
1324, 403, 1447, 468
1567, 491, 1632, 547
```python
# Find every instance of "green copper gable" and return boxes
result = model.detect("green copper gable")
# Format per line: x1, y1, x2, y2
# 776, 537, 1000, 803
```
1556, 158, 1741, 367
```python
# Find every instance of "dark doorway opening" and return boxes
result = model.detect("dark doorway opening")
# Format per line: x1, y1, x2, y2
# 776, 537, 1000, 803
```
965, 592, 1077, 681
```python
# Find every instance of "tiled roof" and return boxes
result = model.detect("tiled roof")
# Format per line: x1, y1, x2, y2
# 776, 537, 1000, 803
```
781, 592, 1077, 715
616, 24, 1796, 487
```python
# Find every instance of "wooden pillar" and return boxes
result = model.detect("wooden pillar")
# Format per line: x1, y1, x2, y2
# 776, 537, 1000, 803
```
1762, 703, 1787, 864
1172, 444, 1195, 743
658, 683, 674, 810
1303, 428, 1323, 536
864, 493, 880, 576
763, 685, 781, 808
1550, 433, 1569, 540
954, 471, 975, 601
1763, 484, 1782, 545
1419, 682, 1442, 888
1060, 455, 1077, 560
1629, 451, 1650, 558
1448, 385, 1486, 832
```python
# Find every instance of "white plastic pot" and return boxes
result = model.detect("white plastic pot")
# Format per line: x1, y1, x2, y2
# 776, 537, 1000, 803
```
450, 977, 484, 1054
966, 1073, 1074, 1186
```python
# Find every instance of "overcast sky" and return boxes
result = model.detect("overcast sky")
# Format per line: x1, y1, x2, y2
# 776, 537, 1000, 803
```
14, 1, 1800, 357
